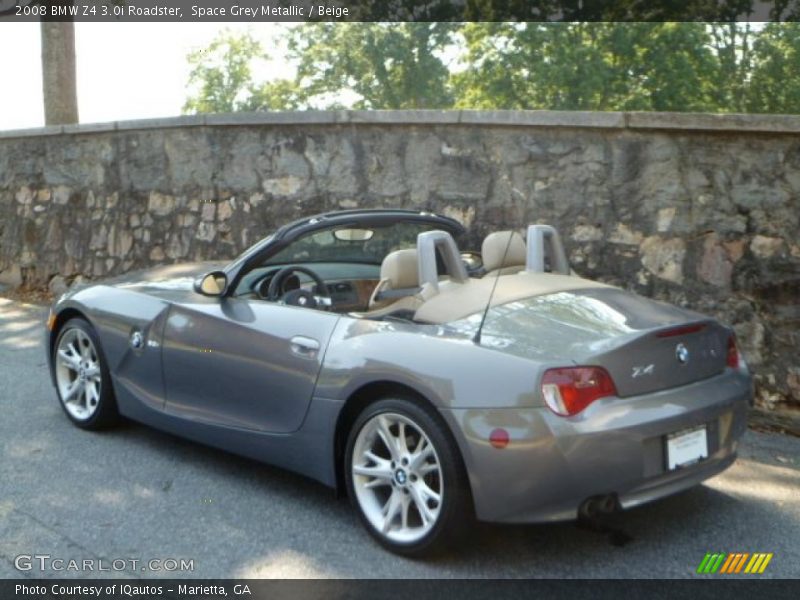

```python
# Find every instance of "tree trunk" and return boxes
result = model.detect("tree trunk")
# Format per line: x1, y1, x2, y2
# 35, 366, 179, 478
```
40, 20, 79, 125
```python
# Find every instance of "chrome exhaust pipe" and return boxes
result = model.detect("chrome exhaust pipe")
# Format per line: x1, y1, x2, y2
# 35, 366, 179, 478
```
599, 494, 619, 514
577, 494, 632, 546
578, 497, 599, 519
579, 494, 619, 519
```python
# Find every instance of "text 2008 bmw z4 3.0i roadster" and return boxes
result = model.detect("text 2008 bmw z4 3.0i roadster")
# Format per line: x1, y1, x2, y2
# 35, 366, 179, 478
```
46, 209, 752, 555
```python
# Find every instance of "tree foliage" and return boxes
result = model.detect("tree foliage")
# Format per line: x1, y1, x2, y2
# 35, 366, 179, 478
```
747, 23, 800, 113
454, 23, 722, 112
183, 23, 800, 116
184, 31, 269, 113
286, 23, 456, 109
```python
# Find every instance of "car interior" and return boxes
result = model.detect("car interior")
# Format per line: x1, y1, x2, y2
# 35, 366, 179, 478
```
231, 221, 571, 322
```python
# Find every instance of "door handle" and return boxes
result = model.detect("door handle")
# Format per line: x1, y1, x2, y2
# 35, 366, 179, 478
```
290, 336, 320, 358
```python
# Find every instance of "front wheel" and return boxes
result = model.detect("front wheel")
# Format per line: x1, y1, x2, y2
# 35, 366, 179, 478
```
53, 317, 119, 430
345, 397, 471, 556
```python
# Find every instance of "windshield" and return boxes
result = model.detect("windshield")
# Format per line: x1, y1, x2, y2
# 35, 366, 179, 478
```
265, 221, 443, 266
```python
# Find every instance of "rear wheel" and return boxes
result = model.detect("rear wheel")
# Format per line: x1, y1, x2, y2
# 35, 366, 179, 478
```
53, 318, 119, 429
345, 397, 470, 556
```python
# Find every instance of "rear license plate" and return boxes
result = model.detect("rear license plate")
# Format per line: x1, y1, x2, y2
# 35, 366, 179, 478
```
666, 425, 708, 470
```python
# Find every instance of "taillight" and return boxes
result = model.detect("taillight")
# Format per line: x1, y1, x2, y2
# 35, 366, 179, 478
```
655, 323, 706, 338
726, 335, 740, 369
541, 366, 617, 416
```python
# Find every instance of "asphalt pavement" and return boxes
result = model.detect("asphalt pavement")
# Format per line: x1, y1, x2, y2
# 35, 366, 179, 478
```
1, 298, 798, 579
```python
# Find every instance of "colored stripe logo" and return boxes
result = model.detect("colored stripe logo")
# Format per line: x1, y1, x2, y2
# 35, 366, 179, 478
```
697, 552, 773, 574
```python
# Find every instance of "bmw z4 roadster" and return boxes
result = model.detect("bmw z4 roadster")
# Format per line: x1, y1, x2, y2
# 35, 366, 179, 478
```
46, 209, 752, 555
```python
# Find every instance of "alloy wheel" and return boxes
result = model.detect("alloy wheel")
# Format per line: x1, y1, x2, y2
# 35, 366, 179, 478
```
351, 412, 444, 544
55, 327, 103, 421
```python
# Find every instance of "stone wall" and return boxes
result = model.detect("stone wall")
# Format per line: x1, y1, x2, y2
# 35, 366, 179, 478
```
0, 110, 798, 409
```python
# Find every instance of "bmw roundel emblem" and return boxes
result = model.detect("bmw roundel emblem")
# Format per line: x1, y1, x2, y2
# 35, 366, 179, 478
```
130, 330, 144, 349
676, 343, 690, 364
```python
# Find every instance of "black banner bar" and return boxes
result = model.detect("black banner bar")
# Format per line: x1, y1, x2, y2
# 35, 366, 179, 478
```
3, 579, 799, 600
1, 0, 798, 23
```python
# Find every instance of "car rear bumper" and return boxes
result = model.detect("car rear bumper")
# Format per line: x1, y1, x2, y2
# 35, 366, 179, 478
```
441, 368, 751, 523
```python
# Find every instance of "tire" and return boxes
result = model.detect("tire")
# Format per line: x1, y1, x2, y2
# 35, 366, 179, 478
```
344, 397, 471, 556
52, 317, 119, 430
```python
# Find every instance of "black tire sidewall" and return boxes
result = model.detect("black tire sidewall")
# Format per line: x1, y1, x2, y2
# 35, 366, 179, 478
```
53, 317, 118, 429
344, 396, 469, 556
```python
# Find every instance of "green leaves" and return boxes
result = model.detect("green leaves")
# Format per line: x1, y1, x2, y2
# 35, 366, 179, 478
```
288, 23, 457, 109
183, 30, 266, 114
455, 23, 722, 112
182, 23, 800, 115
747, 23, 800, 113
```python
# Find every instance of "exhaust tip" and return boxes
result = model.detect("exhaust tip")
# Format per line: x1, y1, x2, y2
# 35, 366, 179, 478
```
579, 494, 620, 520
599, 494, 619, 514
578, 498, 598, 520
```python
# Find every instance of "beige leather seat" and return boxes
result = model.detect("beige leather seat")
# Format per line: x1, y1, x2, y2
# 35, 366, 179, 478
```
482, 231, 526, 276
358, 248, 423, 318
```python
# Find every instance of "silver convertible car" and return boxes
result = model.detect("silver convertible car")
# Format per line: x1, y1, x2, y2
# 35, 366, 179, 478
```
46, 209, 752, 555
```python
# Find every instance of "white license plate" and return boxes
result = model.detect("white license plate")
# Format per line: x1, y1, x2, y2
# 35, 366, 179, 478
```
666, 425, 708, 470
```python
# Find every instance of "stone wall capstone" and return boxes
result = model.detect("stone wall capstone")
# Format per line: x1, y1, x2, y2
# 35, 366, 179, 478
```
0, 110, 798, 409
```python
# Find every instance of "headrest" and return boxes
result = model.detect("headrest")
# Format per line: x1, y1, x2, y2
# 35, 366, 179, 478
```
482, 231, 526, 272
380, 248, 419, 289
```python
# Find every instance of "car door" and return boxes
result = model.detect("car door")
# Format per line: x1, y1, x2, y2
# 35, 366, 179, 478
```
161, 297, 340, 433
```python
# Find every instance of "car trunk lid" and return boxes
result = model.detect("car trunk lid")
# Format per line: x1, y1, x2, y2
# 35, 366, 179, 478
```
590, 321, 728, 397
466, 286, 730, 396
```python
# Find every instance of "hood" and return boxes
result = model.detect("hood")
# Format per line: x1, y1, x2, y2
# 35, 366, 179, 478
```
65, 261, 227, 302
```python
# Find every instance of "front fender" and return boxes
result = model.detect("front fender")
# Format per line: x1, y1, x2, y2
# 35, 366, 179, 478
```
48, 286, 173, 414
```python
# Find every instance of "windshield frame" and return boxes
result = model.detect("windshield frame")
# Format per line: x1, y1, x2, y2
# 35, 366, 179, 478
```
220, 209, 465, 297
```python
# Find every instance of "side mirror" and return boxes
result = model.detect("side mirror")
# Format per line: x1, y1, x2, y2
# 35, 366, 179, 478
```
194, 271, 228, 297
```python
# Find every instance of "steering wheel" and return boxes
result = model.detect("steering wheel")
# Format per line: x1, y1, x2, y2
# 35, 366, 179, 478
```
266, 266, 331, 310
